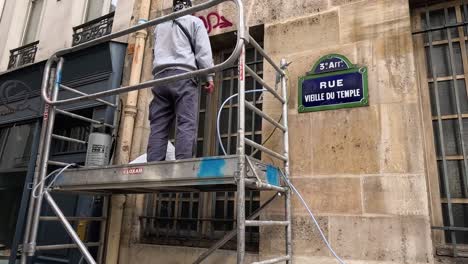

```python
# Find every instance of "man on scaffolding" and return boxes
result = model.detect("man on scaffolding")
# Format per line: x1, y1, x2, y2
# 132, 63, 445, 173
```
148, 0, 214, 161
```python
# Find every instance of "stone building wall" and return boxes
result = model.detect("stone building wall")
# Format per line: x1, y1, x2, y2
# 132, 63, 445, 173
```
117, 0, 437, 263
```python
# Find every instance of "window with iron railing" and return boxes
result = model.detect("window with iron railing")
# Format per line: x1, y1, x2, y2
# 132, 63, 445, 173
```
85, 0, 119, 22
413, 1, 468, 257
72, 12, 115, 46
140, 43, 264, 251
7, 41, 39, 70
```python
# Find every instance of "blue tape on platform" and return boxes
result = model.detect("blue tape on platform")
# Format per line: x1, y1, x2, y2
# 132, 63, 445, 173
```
198, 159, 226, 178
266, 165, 280, 186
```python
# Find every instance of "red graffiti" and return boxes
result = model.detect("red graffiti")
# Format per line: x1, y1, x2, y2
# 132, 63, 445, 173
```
197, 12, 233, 34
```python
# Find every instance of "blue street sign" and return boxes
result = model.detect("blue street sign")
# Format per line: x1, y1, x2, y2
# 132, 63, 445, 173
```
299, 54, 368, 112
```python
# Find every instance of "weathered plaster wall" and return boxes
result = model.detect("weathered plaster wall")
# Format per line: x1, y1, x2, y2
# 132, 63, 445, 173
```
0, 0, 135, 72
119, 0, 436, 263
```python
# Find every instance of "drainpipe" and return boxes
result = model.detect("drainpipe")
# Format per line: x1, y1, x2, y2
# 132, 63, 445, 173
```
129, 81, 149, 160
105, 0, 151, 263
118, 0, 151, 165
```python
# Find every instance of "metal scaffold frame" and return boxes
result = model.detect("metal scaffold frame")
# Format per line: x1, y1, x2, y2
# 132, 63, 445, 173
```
20, 0, 292, 263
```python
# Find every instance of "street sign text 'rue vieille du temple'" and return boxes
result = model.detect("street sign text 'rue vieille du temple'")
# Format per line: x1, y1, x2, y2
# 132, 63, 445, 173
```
298, 54, 368, 113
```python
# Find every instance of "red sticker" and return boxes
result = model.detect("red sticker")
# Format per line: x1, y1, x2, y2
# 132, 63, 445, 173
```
43, 104, 50, 121
122, 167, 143, 175
239, 50, 245, 81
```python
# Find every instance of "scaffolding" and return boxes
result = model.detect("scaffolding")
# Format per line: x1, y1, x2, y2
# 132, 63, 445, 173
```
20, 0, 292, 263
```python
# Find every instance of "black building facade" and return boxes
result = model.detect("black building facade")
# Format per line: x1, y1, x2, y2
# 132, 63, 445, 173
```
0, 41, 126, 263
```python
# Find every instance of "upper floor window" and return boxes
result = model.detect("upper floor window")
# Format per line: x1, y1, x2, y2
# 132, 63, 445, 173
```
413, 1, 468, 258
86, 0, 118, 22
72, 12, 114, 46
23, 0, 44, 45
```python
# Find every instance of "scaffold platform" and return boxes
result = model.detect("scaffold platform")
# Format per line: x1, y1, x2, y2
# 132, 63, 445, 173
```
53, 156, 285, 194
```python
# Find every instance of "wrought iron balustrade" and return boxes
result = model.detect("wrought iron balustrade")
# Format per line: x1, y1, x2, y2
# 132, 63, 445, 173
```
72, 12, 115, 46
7, 41, 39, 70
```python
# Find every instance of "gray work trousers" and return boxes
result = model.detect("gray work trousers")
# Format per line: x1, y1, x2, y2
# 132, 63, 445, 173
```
147, 69, 199, 161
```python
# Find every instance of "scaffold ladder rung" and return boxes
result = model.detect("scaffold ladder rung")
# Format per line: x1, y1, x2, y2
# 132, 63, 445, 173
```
245, 138, 287, 161
47, 160, 74, 167
55, 109, 114, 128
245, 66, 285, 104
244, 179, 288, 192
252, 255, 291, 264
39, 216, 106, 221
36, 242, 101, 251
51, 134, 87, 144
245, 220, 289, 227
245, 101, 286, 131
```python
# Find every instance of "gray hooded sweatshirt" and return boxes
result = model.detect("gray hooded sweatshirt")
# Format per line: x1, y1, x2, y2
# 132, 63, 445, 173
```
152, 15, 214, 82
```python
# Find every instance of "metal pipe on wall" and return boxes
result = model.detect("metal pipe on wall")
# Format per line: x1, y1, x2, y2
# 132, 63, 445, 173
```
117, 0, 151, 165
105, 0, 151, 263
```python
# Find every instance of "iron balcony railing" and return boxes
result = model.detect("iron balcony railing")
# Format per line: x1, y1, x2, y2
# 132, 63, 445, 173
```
72, 12, 115, 46
7, 41, 39, 70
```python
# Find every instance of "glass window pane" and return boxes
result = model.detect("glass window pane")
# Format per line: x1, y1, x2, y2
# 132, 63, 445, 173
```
228, 136, 237, 155
221, 79, 238, 102
463, 119, 468, 155
219, 107, 237, 135
199, 85, 208, 110
442, 204, 468, 244
432, 121, 442, 157
429, 80, 468, 116
0, 171, 26, 249
445, 119, 462, 156
425, 44, 463, 78
0, 123, 34, 169
196, 140, 204, 157
438, 160, 467, 198
245, 109, 253, 132
86, 0, 105, 22
246, 48, 255, 63
218, 137, 228, 155
421, 8, 458, 42
52, 117, 89, 155
23, 0, 44, 44
0, 0, 5, 21
462, 4, 468, 36
197, 112, 205, 137
433, 119, 464, 156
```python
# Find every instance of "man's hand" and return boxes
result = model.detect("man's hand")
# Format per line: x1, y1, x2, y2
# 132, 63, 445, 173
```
203, 80, 214, 94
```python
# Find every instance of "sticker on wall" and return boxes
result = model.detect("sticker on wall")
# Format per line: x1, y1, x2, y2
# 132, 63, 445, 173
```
298, 54, 368, 113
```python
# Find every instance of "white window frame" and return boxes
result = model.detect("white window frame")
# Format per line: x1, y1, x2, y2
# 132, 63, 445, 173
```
0, 0, 5, 22
83, 0, 113, 23
21, 0, 47, 45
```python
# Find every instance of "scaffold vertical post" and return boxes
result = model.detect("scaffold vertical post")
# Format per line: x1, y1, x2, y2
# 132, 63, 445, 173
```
22, 57, 63, 263
281, 58, 292, 263
237, 43, 247, 264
